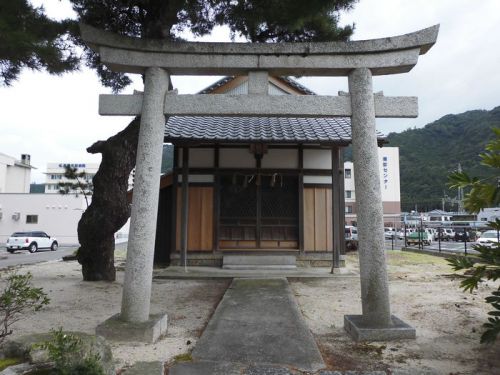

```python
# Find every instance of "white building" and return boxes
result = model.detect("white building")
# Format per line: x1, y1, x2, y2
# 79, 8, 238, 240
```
478, 207, 500, 223
0, 153, 34, 193
0, 193, 87, 245
45, 162, 99, 193
0, 159, 132, 246
344, 147, 401, 226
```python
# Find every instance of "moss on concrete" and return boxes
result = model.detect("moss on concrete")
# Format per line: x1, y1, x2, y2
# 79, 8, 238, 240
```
173, 353, 192, 362
0, 357, 22, 371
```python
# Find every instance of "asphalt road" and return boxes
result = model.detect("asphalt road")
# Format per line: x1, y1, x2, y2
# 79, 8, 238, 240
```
0, 246, 77, 269
386, 238, 480, 254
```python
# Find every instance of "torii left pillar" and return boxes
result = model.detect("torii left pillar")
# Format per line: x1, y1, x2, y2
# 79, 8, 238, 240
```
96, 67, 169, 343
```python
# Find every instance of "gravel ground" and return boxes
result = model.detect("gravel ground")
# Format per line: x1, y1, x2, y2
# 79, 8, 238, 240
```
1, 250, 499, 374
291, 251, 500, 375
0, 258, 229, 371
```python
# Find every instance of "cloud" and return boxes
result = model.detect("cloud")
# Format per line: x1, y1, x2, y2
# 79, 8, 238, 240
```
2, 0, 499, 182
298, 0, 500, 134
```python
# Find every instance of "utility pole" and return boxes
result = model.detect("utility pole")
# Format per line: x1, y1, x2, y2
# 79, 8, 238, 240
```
457, 163, 464, 213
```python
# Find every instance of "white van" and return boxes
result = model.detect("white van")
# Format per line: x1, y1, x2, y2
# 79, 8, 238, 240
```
345, 226, 358, 240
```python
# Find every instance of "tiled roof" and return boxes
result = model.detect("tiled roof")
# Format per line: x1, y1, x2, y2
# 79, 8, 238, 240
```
164, 116, 353, 144
277, 77, 315, 95
198, 76, 234, 94
198, 76, 315, 95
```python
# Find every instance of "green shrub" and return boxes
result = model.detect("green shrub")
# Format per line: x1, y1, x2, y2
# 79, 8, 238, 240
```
0, 272, 50, 346
37, 328, 105, 375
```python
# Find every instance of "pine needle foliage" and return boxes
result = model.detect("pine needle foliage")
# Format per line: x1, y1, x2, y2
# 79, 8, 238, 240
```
69, 0, 357, 92
58, 165, 93, 208
0, 0, 79, 85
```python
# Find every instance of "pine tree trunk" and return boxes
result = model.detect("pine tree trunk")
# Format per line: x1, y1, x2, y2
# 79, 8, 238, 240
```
77, 118, 140, 281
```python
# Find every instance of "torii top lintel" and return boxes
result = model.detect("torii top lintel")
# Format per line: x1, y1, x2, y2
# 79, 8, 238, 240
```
80, 24, 439, 76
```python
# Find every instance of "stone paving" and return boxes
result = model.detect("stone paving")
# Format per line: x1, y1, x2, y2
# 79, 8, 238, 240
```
169, 278, 325, 374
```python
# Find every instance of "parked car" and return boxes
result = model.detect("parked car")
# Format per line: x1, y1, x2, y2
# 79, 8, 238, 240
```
426, 228, 438, 241
454, 230, 470, 242
398, 228, 414, 240
406, 229, 432, 246
6, 231, 58, 253
438, 228, 455, 241
384, 227, 396, 239
476, 230, 500, 247
345, 226, 358, 251
345, 226, 358, 241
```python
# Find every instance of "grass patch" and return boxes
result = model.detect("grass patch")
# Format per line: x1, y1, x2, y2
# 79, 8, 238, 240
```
173, 353, 192, 362
385, 250, 449, 267
0, 357, 23, 371
346, 250, 453, 274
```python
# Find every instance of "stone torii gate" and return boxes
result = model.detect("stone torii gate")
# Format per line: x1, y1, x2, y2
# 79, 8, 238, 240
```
81, 24, 439, 342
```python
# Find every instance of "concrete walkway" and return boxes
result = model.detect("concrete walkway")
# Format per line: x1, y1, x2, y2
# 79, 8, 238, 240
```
170, 278, 325, 374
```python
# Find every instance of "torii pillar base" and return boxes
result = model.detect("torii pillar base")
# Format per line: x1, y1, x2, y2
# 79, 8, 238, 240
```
344, 315, 416, 342
96, 313, 168, 343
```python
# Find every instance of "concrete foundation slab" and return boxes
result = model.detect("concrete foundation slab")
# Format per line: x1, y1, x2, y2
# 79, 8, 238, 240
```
96, 313, 167, 343
192, 278, 325, 372
344, 314, 416, 341
223, 265, 297, 270
223, 255, 296, 270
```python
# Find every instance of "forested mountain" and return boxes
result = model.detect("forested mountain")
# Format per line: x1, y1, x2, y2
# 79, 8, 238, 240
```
386, 106, 500, 211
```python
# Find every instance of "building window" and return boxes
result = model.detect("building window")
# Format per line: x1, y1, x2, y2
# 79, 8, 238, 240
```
26, 215, 38, 224
345, 205, 353, 214
345, 190, 352, 199
345, 168, 352, 179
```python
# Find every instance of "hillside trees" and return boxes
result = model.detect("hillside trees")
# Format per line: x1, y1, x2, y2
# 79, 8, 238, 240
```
387, 107, 500, 211
67, 0, 358, 281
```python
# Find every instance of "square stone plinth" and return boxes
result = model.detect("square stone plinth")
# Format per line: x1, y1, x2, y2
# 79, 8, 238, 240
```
96, 313, 168, 343
344, 315, 416, 341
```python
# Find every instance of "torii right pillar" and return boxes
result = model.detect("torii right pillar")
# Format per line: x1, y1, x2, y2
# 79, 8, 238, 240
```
344, 67, 416, 341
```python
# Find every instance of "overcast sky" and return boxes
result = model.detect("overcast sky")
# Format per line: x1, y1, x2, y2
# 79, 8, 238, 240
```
1, 0, 499, 183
